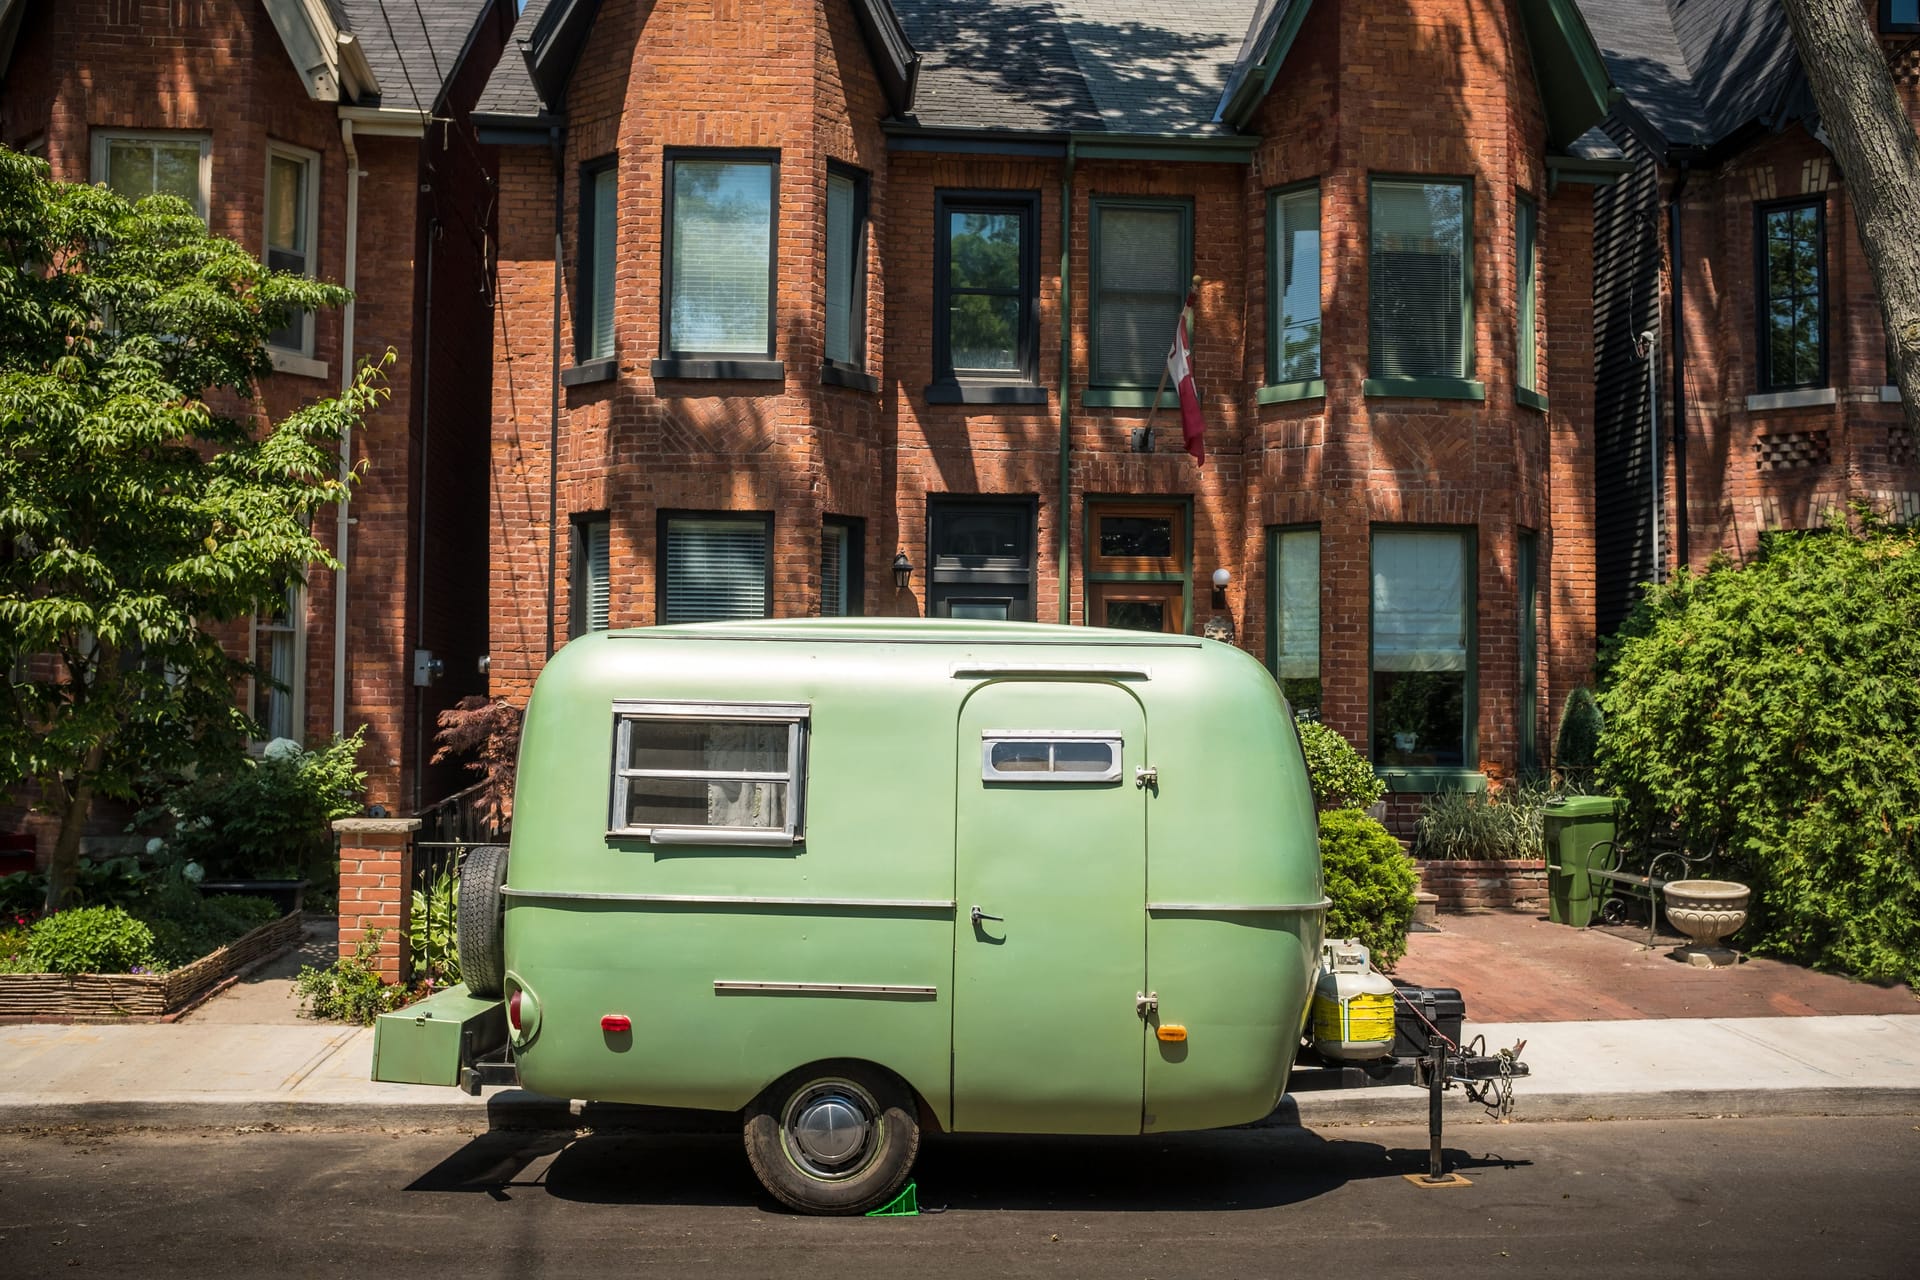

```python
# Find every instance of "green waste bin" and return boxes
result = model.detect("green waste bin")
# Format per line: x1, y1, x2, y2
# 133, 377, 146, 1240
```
1543, 795, 1617, 926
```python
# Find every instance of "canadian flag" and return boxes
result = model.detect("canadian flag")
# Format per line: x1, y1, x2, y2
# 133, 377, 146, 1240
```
1166, 293, 1205, 466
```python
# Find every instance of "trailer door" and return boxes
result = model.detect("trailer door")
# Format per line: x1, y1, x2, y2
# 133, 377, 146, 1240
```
951, 679, 1146, 1134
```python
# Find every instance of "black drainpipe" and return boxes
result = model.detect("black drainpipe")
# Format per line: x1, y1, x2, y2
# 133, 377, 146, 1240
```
1665, 159, 1691, 571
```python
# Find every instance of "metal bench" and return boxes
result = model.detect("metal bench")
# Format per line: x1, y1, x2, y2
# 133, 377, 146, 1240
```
1584, 836, 1715, 945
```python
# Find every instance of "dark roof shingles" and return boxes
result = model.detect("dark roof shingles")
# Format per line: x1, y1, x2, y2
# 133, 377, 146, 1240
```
473, 0, 552, 120
337, 0, 497, 110
1575, 0, 1801, 150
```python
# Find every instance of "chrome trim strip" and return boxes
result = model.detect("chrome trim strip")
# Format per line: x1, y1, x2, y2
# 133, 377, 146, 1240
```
951, 662, 1151, 678
501, 889, 956, 910
714, 981, 938, 998
1146, 899, 1332, 914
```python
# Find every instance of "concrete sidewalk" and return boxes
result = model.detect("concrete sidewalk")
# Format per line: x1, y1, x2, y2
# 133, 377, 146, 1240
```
4, 911, 1915, 1131
4, 1012, 1918, 1131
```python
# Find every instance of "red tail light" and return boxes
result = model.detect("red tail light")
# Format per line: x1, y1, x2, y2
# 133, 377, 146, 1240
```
508, 989, 522, 1031
601, 1014, 631, 1033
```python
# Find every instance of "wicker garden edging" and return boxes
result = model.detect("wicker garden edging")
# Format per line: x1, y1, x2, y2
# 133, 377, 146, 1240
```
0, 909, 304, 1018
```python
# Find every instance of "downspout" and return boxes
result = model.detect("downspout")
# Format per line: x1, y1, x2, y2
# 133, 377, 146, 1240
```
332, 119, 360, 737
545, 125, 564, 657
1056, 139, 1075, 624
1665, 160, 1691, 571
412, 219, 437, 813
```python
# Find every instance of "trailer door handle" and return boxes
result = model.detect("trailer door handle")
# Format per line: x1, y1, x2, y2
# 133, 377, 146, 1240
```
970, 905, 1003, 927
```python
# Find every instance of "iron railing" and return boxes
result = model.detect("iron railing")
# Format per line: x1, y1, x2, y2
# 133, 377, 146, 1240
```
410, 781, 509, 986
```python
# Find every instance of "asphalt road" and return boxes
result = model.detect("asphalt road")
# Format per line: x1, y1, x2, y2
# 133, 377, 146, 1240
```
1, 1116, 1915, 1278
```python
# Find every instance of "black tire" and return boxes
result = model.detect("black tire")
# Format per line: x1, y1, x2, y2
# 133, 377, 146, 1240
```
743, 1060, 921, 1215
455, 843, 509, 998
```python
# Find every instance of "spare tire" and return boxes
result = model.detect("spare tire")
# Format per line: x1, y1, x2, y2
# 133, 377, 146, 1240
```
456, 843, 509, 998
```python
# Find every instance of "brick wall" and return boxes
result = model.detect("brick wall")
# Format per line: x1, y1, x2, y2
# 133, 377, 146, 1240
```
1418, 858, 1548, 911
332, 818, 420, 980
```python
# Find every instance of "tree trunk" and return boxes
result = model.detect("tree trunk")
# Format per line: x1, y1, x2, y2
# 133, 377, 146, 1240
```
1777, 0, 1920, 433
42, 738, 105, 913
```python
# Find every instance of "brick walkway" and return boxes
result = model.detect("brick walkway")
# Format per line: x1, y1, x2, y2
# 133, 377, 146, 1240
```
1393, 909, 1920, 1022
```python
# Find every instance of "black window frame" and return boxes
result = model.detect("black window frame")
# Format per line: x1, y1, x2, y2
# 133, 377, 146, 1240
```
575, 154, 619, 367
654, 148, 783, 382
928, 190, 1043, 405
1088, 195, 1193, 393
822, 161, 872, 389
1754, 196, 1828, 393
821, 514, 866, 617
1881, 0, 1920, 34
926, 495, 1039, 620
657, 510, 776, 625
568, 511, 611, 638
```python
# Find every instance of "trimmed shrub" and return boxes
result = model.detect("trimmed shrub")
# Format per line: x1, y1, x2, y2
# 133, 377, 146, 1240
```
1598, 509, 1920, 986
1320, 808, 1419, 970
1297, 720, 1386, 812
1413, 785, 1546, 861
25, 906, 155, 975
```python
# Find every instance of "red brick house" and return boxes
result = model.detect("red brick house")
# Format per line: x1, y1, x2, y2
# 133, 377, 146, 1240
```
1580, 0, 1920, 634
0, 0, 516, 830
471, 0, 1625, 824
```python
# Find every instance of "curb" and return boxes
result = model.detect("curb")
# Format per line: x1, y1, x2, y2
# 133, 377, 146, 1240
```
4, 1087, 1917, 1132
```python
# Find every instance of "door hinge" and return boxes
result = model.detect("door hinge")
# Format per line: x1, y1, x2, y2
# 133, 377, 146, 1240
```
1135, 991, 1158, 1019
1134, 765, 1158, 790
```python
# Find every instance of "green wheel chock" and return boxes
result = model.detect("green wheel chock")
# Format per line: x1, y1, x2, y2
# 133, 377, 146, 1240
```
865, 1182, 919, 1217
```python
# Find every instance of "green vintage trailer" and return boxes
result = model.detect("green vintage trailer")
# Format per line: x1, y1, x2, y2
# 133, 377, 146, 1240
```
377, 618, 1325, 1212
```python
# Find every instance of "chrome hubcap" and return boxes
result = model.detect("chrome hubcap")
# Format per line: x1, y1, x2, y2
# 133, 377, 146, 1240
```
783, 1081, 877, 1179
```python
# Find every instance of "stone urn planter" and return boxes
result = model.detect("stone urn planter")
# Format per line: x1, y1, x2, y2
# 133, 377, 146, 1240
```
1663, 879, 1750, 968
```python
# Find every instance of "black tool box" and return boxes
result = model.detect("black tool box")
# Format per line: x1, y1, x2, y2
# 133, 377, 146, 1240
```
1391, 986, 1466, 1057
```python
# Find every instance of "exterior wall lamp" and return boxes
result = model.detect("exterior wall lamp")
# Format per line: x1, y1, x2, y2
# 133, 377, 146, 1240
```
1211, 567, 1231, 609
892, 551, 913, 591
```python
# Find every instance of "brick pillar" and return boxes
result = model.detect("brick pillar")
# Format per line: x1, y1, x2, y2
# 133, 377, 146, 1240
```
331, 817, 421, 983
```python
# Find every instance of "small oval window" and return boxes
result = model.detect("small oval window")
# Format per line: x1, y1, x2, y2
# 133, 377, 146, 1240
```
982, 733, 1122, 783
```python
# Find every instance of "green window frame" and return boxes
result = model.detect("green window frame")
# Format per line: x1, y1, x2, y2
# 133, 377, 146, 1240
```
569, 514, 611, 637
1516, 192, 1543, 408
1756, 198, 1826, 392
659, 512, 774, 624
1087, 197, 1191, 404
579, 157, 618, 363
1367, 176, 1481, 399
1264, 183, 1323, 402
1265, 525, 1321, 719
1369, 526, 1478, 784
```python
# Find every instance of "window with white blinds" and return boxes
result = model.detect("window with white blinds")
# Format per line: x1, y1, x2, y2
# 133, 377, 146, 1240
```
1369, 179, 1471, 381
582, 162, 618, 361
663, 515, 771, 624
1516, 193, 1538, 395
1269, 526, 1320, 718
1091, 200, 1189, 387
825, 170, 864, 367
570, 518, 611, 636
819, 519, 864, 617
667, 157, 775, 356
1269, 186, 1322, 384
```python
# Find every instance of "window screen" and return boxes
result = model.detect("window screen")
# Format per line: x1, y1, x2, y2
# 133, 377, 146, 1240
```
1271, 527, 1321, 717
1370, 179, 1469, 380
1270, 187, 1322, 383
668, 158, 773, 356
610, 703, 808, 841
1372, 529, 1470, 766
825, 171, 861, 366
585, 164, 618, 361
662, 515, 770, 623
1092, 201, 1188, 387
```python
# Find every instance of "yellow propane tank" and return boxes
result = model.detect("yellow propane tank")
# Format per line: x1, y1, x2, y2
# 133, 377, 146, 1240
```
1309, 939, 1397, 1061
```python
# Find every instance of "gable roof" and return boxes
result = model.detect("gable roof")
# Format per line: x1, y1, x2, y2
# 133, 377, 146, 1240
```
334, 0, 501, 112
476, 0, 919, 127
1575, 0, 1810, 153
890, 0, 1257, 137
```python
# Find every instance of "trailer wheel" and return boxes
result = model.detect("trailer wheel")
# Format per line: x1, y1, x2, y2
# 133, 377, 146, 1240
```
743, 1061, 920, 1215
455, 843, 509, 998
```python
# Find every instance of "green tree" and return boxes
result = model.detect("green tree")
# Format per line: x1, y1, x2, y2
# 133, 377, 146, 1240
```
0, 147, 384, 911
